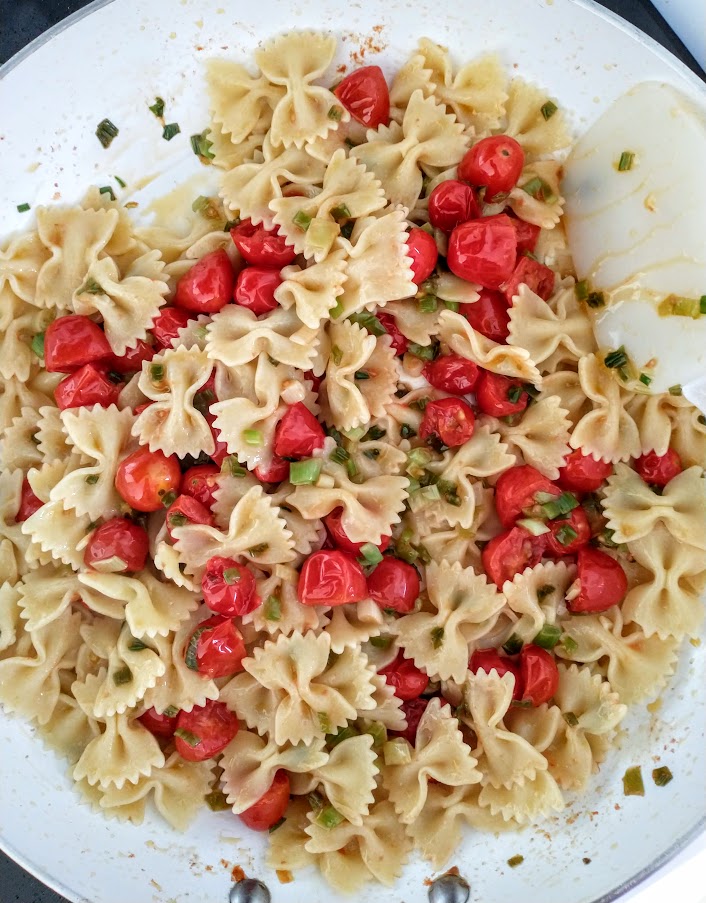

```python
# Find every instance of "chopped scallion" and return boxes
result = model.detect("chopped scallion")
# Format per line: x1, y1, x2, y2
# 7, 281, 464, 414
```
618, 151, 635, 172
521, 176, 556, 203
148, 97, 165, 118
331, 344, 343, 365
242, 428, 263, 446
16, 202, 30, 213
507, 384, 524, 404
190, 129, 215, 161
268, 816, 287, 833
163, 705, 179, 718
160, 490, 178, 508
516, 517, 550, 536
224, 456, 247, 478
223, 567, 241, 585
400, 424, 416, 440
623, 765, 645, 796
174, 728, 201, 748
263, 595, 282, 621
293, 210, 312, 231
369, 635, 393, 648
192, 195, 220, 219
128, 639, 148, 652
348, 311, 386, 337
562, 635, 578, 654
408, 342, 438, 361
331, 203, 351, 220
31, 332, 45, 358
359, 542, 383, 566
383, 738, 412, 766
444, 300, 459, 312
652, 766, 673, 787
604, 346, 628, 369
315, 806, 345, 829
503, 634, 523, 655
555, 524, 578, 546
112, 666, 133, 686
541, 100, 558, 120
96, 118, 119, 148
430, 626, 445, 648
354, 370, 370, 380
289, 458, 322, 485
327, 105, 343, 121
150, 363, 164, 382
639, 373, 652, 386
329, 446, 350, 465
541, 491, 579, 520
563, 711, 579, 727
418, 294, 438, 313
574, 280, 589, 301
327, 725, 358, 747
162, 122, 181, 141
85, 474, 100, 485
114, 175, 127, 188
205, 790, 230, 811
533, 623, 562, 649
99, 185, 116, 201
668, 384, 683, 396
364, 720, 388, 748
185, 626, 209, 671
317, 712, 331, 734
586, 290, 605, 309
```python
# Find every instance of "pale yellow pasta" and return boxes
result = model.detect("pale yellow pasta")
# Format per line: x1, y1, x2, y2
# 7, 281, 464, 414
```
324, 599, 386, 653
503, 560, 576, 641
206, 304, 318, 370
1, 406, 44, 472
207, 58, 284, 145
488, 395, 572, 480
0, 229, 50, 306
507, 160, 565, 229
507, 284, 595, 367
504, 79, 571, 157
275, 251, 348, 329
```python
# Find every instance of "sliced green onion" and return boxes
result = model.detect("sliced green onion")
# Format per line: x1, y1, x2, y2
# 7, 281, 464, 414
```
345, 457, 360, 481
162, 122, 181, 141
533, 623, 562, 649
408, 342, 438, 362
406, 447, 432, 473
658, 294, 702, 319
574, 280, 589, 301
330, 203, 351, 220
561, 635, 579, 654
185, 626, 210, 671
652, 766, 673, 787
149, 97, 165, 118
31, 332, 45, 358
359, 543, 383, 566
190, 129, 215, 161
290, 458, 322, 485
112, 666, 133, 686
78, 278, 103, 295
521, 176, 556, 203
114, 175, 127, 188
586, 290, 605, 308
343, 426, 365, 441
327, 105, 343, 121
293, 210, 312, 231
364, 720, 388, 749
128, 639, 148, 652
96, 118, 119, 148
507, 384, 524, 404
348, 311, 386, 337
700, 295, 706, 315
541, 100, 558, 120
162, 705, 179, 718
400, 424, 417, 440
223, 567, 241, 585
409, 396, 429, 412
623, 765, 645, 796
668, 384, 683, 396
160, 490, 178, 508
369, 635, 393, 648
430, 626, 445, 649
327, 725, 359, 747
639, 373, 652, 386
354, 370, 370, 380
563, 711, 579, 727
317, 712, 331, 734
99, 185, 116, 201
383, 738, 412, 766
420, 483, 441, 502
418, 294, 438, 313
503, 633, 523, 655
329, 446, 350, 465
243, 428, 263, 446
536, 584, 555, 603
444, 300, 459, 312
174, 728, 201, 747
618, 151, 635, 172
307, 790, 325, 811
192, 195, 221, 219
331, 344, 343, 365
85, 474, 100, 485
315, 806, 345, 829
516, 517, 550, 536
16, 202, 31, 213
507, 855, 524, 868
205, 790, 230, 811
362, 425, 386, 441
263, 595, 281, 621
541, 491, 579, 520
150, 363, 164, 382
604, 346, 628, 369
223, 456, 247, 478
555, 524, 578, 546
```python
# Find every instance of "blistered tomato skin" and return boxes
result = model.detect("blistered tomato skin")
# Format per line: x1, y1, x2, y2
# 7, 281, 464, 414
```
509, 216, 541, 254
475, 371, 530, 418
273, 402, 325, 458
114, 447, 182, 512
406, 228, 438, 285
503, 256, 555, 303
635, 449, 682, 487
569, 547, 628, 614
43, 315, 112, 373
175, 700, 239, 762
419, 397, 475, 448
324, 508, 390, 556
201, 556, 261, 617
83, 517, 149, 572
187, 615, 247, 679
298, 550, 368, 606
424, 355, 480, 395
520, 644, 559, 706
459, 289, 511, 344
139, 707, 178, 739
376, 312, 409, 356
494, 465, 561, 528
181, 464, 221, 509
447, 215, 517, 289
469, 649, 523, 700
379, 652, 429, 701
230, 220, 296, 268
482, 525, 547, 588
545, 506, 592, 556
165, 494, 216, 540
458, 135, 525, 198
558, 449, 612, 494
15, 478, 43, 522
428, 180, 480, 233
239, 771, 291, 831
334, 65, 390, 128
367, 557, 420, 613
175, 249, 235, 314
233, 266, 282, 315
54, 364, 122, 410
151, 307, 194, 349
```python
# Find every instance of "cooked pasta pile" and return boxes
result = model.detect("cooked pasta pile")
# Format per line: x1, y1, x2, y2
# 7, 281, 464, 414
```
1, 31, 705, 892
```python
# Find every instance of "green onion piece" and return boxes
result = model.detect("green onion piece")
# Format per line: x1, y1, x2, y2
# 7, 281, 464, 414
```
127, 639, 148, 652
533, 623, 562, 649
430, 626, 445, 649
114, 175, 127, 188
369, 635, 393, 648
327, 725, 359, 748
263, 595, 281, 621
150, 363, 164, 382
563, 711, 579, 727
348, 311, 386, 337
96, 118, 119, 148
16, 202, 31, 213
541, 491, 579, 520
343, 426, 366, 441
536, 584, 555, 603
555, 524, 578, 546
406, 447, 432, 472
315, 806, 345, 829
99, 185, 116, 201
521, 176, 556, 203
185, 626, 209, 671
223, 567, 241, 585
408, 342, 438, 362
534, 491, 557, 505
359, 543, 383, 566
329, 298, 344, 319
330, 203, 351, 220
418, 294, 438, 313
586, 290, 605, 309
383, 738, 412, 766
345, 457, 360, 482
205, 790, 230, 812
162, 705, 179, 718
604, 346, 628, 369
78, 278, 103, 295
561, 635, 579, 654
222, 456, 246, 478
409, 396, 429, 412
668, 384, 683, 396
516, 517, 550, 536
400, 424, 417, 440
639, 373, 652, 386
364, 720, 388, 749
652, 766, 673, 787
149, 97, 165, 118
503, 633, 523, 655
293, 210, 312, 231
354, 370, 370, 380
327, 105, 343, 121
507, 384, 524, 404
574, 280, 589, 301
31, 332, 45, 358
162, 122, 181, 141
289, 458, 322, 485
541, 100, 558, 120
623, 765, 645, 796
331, 344, 343, 365
329, 446, 350, 465
618, 151, 635, 172
242, 428, 263, 446
190, 129, 215, 161
700, 295, 706, 315
84, 474, 100, 486
507, 855, 524, 868
192, 195, 221, 219
268, 816, 287, 833
362, 425, 386, 441
112, 665, 133, 686
160, 490, 178, 508
444, 300, 460, 312
174, 728, 201, 748
317, 712, 331, 734
249, 542, 270, 556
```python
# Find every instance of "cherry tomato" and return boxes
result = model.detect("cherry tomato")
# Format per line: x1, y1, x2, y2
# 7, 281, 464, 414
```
151, 307, 194, 349
83, 517, 149, 572
635, 448, 682, 487
367, 557, 420, 613
520, 645, 559, 706
298, 550, 368, 606
458, 135, 525, 199
428, 180, 480, 234
494, 465, 561, 528
273, 402, 325, 459
424, 354, 480, 395
43, 315, 112, 373
459, 289, 511, 344
406, 228, 438, 285
508, 215, 541, 254
174, 249, 235, 314
165, 494, 216, 540
419, 397, 475, 449
139, 707, 178, 739
240, 770, 291, 831
324, 508, 390, 557
503, 255, 555, 303
175, 700, 239, 762
105, 338, 155, 374
254, 456, 291, 483
186, 614, 247, 679
482, 525, 547, 588
182, 463, 221, 509
201, 556, 261, 617
115, 447, 182, 512
230, 220, 296, 268
469, 648, 523, 700
15, 478, 43, 522
557, 449, 612, 494
334, 65, 390, 128
392, 697, 429, 745
475, 370, 530, 418
54, 364, 122, 410
234, 266, 282, 316
545, 506, 591, 557
376, 311, 409, 356
569, 547, 628, 614
379, 652, 429, 701
448, 215, 517, 289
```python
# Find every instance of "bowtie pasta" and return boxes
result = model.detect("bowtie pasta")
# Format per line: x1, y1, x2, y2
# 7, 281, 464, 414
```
1, 30, 705, 894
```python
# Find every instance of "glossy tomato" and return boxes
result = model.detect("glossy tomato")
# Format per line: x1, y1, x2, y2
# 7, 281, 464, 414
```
406, 228, 438, 285
379, 652, 429, 701
475, 371, 530, 418
557, 449, 612, 494
508, 216, 541, 254
494, 465, 561, 528
569, 547, 628, 614
230, 220, 296, 268
54, 364, 122, 410
482, 525, 547, 588
303, 370, 322, 393
419, 397, 475, 449
233, 266, 282, 315
83, 517, 149, 572
324, 508, 390, 557
334, 65, 390, 128
44, 315, 112, 373
105, 338, 155, 374
273, 402, 325, 458
174, 249, 235, 314
239, 771, 291, 831
428, 180, 480, 233
114, 447, 182, 512
186, 615, 247, 679
635, 448, 682, 487
520, 644, 559, 706
459, 289, 511, 344
503, 255, 555, 303
376, 311, 409, 355
392, 697, 429, 745
298, 550, 368, 606
182, 463, 221, 509
469, 648, 523, 700
424, 354, 480, 395
447, 215, 517, 289
139, 707, 178, 739
367, 557, 420, 613
165, 494, 216, 540
175, 700, 239, 762
254, 456, 291, 483
151, 307, 194, 349
15, 478, 43, 522
201, 556, 261, 617
545, 506, 591, 556
458, 135, 525, 199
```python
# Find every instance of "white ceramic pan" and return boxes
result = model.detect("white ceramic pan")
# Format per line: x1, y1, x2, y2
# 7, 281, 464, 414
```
0, 1, 704, 901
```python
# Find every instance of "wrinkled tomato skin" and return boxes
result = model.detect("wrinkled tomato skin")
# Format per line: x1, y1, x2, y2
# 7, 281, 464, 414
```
15, 478, 43, 522
233, 266, 282, 316
230, 220, 296, 268
634, 449, 682, 487
324, 508, 390, 557
165, 494, 216, 540
545, 506, 592, 557
508, 216, 541, 254
114, 447, 182, 512
181, 464, 221, 509
298, 550, 368, 606
423, 355, 480, 395
175, 700, 239, 762
83, 517, 149, 572
459, 289, 510, 344
139, 707, 178, 739
557, 450, 612, 494
188, 615, 247, 679
475, 370, 530, 418
392, 697, 430, 745
406, 228, 438, 285
175, 249, 235, 314
334, 65, 390, 128
379, 652, 429, 701
428, 180, 480, 233
503, 255, 555, 303
55, 364, 122, 410
151, 307, 194, 349
494, 465, 561, 528
367, 557, 420, 613
273, 402, 325, 459
520, 644, 559, 706
44, 315, 112, 373
469, 649, 523, 700
482, 525, 547, 588
376, 312, 409, 355
458, 135, 525, 199
105, 339, 155, 374
569, 547, 628, 614
419, 397, 475, 449
201, 556, 261, 617
447, 215, 517, 289
239, 771, 291, 831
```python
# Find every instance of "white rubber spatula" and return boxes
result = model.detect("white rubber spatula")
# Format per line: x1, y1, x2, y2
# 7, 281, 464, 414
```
562, 82, 706, 411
